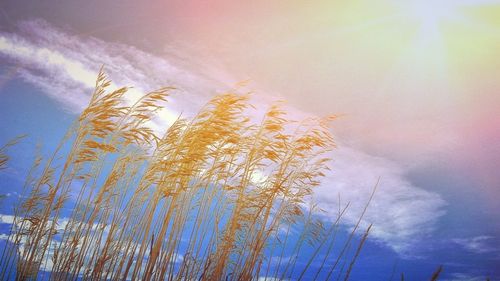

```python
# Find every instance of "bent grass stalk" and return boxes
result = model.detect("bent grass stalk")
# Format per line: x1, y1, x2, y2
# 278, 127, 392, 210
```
0, 69, 385, 281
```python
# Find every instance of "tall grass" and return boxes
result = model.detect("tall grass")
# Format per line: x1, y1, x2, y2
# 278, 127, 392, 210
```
0, 69, 376, 281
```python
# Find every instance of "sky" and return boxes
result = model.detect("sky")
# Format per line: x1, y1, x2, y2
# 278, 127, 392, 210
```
0, 0, 499, 280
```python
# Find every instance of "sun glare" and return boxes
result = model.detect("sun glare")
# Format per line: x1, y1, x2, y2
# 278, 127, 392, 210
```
386, 0, 468, 77
405, 0, 459, 30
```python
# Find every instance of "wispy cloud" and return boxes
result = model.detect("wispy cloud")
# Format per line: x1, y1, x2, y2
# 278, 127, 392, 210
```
315, 145, 446, 256
0, 214, 15, 224
441, 272, 492, 281
0, 19, 447, 257
0, 19, 234, 126
0, 212, 184, 275
452, 235, 496, 254
257, 277, 290, 281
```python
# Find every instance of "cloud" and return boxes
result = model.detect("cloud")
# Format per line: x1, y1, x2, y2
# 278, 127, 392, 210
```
257, 277, 290, 281
0, 19, 447, 257
0, 19, 235, 127
0, 214, 15, 224
315, 145, 446, 256
441, 272, 492, 281
0, 213, 124, 273
452, 236, 496, 254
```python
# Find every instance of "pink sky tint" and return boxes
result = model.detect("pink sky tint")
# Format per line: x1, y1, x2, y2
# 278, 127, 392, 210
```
159, 0, 500, 211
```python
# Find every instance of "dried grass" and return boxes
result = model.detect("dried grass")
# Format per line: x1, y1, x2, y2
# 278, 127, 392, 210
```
0, 69, 382, 281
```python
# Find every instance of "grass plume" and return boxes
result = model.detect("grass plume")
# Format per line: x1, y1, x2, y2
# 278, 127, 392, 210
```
0, 69, 392, 281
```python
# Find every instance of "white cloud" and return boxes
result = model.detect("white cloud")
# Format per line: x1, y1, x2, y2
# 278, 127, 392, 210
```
452, 235, 496, 254
0, 213, 121, 273
315, 145, 446, 256
0, 19, 447, 257
257, 277, 290, 281
0, 214, 15, 224
441, 272, 491, 281
0, 19, 235, 127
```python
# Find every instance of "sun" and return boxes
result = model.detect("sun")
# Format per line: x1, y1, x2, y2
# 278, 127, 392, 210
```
376, 0, 464, 80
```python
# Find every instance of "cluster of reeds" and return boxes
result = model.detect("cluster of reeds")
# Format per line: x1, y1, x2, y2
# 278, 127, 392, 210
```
0, 69, 374, 281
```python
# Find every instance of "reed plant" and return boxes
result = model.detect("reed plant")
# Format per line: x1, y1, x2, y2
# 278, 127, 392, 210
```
0, 69, 377, 281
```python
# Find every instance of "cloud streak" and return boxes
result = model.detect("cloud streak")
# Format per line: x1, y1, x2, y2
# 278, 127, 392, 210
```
452, 236, 497, 254
0, 19, 233, 125
0, 19, 447, 257
316, 145, 446, 256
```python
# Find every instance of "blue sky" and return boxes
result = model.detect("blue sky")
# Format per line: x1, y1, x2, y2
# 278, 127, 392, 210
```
1, 1, 499, 280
